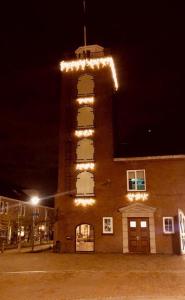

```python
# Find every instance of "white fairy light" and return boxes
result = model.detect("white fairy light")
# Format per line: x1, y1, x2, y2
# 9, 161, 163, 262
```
127, 192, 149, 202
76, 163, 95, 171
75, 129, 94, 137
60, 57, 118, 90
74, 198, 96, 207
76, 97, 94, 105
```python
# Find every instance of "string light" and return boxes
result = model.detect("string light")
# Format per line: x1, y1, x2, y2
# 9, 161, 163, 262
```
127, 192, 149, 202
75, 129, 94, 137
74, 198, 96, 207
60, 57, 118, 90
76, 163, 95, 171
76, 97, 94, 105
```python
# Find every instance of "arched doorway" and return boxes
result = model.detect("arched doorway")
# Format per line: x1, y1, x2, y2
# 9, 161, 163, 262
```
76, 224, 94, 252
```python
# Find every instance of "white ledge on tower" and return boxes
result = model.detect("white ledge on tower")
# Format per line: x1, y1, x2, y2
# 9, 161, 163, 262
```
74, 198, 96, 207
75, 129, 94, 138
76, 163, 95, 171
76, 97, 94, 105
60, 44, 118, 91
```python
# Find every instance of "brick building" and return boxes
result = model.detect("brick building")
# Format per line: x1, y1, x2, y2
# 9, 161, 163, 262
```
0, 196, 54, 250
55, 44, 185, 254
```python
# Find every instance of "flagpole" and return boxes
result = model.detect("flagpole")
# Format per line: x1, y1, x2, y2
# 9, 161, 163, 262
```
83, 0, 87, 46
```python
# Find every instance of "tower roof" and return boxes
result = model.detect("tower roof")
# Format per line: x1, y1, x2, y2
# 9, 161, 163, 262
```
75, 44, 104, 58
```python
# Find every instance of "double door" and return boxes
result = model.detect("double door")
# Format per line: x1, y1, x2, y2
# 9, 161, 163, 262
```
128, 217, 150, 253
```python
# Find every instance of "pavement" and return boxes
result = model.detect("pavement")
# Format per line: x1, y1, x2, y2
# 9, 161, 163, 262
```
4, 242, 53, 253
0, 252, 185, 300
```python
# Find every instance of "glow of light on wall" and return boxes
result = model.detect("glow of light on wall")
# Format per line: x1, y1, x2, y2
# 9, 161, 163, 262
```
75, 129, 94, 137
76, 163, 95, 171
74, 198, 96, 207
60, 57, 118, 90
76, 97, 94, 105
127, 192, 149, 202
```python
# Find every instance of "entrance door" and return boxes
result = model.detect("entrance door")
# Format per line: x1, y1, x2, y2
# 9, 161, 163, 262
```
76, 224, 94, 252
128, 217, 150, 253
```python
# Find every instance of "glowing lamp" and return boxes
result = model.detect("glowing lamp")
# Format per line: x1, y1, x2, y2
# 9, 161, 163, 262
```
74, 198, 96, 207
127, 192, 149, 202
60, 57, 118, 90
75, 129, 94, 137
30, 196, 40, 206
76, 97, 94, 105
76, 163, 95, 171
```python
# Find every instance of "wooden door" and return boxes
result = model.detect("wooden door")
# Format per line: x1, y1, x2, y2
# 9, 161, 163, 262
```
128, 217, 150, 253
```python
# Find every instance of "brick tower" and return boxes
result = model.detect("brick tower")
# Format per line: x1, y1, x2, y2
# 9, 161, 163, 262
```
55, 45, 119, 252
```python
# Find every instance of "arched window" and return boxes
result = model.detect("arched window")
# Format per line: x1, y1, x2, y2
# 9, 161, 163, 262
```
76, 171, 94, 196
77, 74, 94, 96
76, 224, 94, 252
76, 138, 94, 161
77, 106, 94, 128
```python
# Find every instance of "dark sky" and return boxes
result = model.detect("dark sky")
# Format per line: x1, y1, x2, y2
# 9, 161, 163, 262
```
0, 1, 184, 200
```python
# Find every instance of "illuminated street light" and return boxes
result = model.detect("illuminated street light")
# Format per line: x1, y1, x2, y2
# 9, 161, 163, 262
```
30, 196, 40, 206
30, 196, 40, 251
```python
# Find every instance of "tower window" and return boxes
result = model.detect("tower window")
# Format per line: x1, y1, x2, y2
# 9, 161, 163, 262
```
76, 171, 94, 196
77, 106, 94, 128
77, 74, 94, 96
76, 138, 94, 161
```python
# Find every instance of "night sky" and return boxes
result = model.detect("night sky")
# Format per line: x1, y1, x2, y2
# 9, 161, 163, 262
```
0, 1, 184, 202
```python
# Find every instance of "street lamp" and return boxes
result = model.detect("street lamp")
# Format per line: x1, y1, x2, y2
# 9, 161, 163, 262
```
30, 196, 40, 251
30, 196, 40, 206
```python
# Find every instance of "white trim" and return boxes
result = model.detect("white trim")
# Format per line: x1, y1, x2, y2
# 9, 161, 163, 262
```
119, 203, 157, 254
114, 155, 185, 162
163, 217, 174, 234
102, 217, 113, 234
126, 169, 146, 192
0, 196, 54, 210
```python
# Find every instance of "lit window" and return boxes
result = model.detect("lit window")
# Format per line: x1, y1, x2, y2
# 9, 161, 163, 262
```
0, 201, 4, 214
163, 217, 174, 234
4, 202, 8, 214
45, 208, 48, 220
129, 221, 136, 228
141, 221, 147, 228
103, 217, 113, 234
127, 170, 146, 191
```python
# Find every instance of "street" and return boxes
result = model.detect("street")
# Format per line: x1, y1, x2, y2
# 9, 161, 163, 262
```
0, 252, 185, 299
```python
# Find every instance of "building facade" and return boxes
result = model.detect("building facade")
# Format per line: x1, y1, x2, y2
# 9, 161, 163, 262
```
0, 196, 54, 250
55, 45, 185, 254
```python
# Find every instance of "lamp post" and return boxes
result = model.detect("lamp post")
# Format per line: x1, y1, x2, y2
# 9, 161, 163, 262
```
30, 196, 40, 252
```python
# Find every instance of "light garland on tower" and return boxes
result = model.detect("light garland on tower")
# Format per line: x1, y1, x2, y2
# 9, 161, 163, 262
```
76, 97, 94, 105
74, 198, 96, 207
127, 192, 149, 202
76, 163, 95, 171
60, 57, 118, 90
75, 129, 94, 137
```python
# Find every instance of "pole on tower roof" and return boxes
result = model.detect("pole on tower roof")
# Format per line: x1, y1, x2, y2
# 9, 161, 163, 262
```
83, 0, 87, 46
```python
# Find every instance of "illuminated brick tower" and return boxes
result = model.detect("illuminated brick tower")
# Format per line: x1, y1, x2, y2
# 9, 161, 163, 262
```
55, 45, 119, 252
55, 44, 185, 255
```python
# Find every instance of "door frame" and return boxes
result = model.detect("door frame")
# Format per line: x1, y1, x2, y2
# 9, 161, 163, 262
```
75, 223, 95, 253
119, 203, 156, 254
128, 217, 150, 253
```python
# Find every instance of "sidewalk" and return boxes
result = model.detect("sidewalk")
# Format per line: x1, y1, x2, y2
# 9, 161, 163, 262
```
0, 253, 185, 299
3, 242, 53, 253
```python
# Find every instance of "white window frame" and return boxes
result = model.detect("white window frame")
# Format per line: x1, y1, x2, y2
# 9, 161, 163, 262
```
163, 217, 174, 234
102, 217, 113, 234
127, 169, 146, 191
